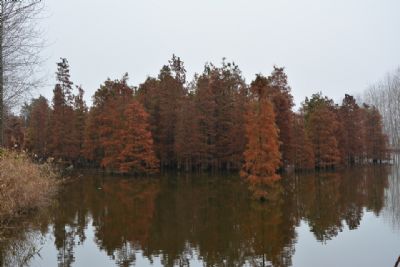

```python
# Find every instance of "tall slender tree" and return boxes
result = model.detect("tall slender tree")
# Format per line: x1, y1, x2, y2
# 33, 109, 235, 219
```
213, 60, 247, 170
96, 76, 133, 170
157, 58, 187, 168
308, 106, 340, 168
241, 75, 281, 200
72, 86, 87, 163
48, 58, 76, 161
137, 77, 160, 154
303, 93, 341, 169
339, 94, 364, 164
267, 66, 294, 168
292, 113, 314, 170
137, 55, 187, 169
192, 70, 216, 170
174, 93, 200, 171
25, 96, 50, 157
192, 61, 247, 171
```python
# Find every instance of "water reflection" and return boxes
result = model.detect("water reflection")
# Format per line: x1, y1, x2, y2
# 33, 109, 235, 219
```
0, 210, 49, 267
0, 164, 396, 267
384, 154, 400, 230
290, 167, 388, 243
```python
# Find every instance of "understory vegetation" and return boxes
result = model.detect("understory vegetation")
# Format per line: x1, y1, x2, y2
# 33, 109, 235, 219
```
0, 150, 58, 224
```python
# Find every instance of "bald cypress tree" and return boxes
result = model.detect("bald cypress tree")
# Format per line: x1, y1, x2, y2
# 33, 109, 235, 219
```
303, 94, 341, 169
156, 56, 187, 169
339, 94, 364, 164
241, 75, 281, 200
25, 96, 50, 157
193, 70, 217, 170
267, 66, 294, 168
292, 113, 315, 170
192, 61, 247, 171
118, 100, 159, 174
311, 106, 341, 168
174, 93, 200, 171
96, 77, 133, 171
48, 58, 78, 161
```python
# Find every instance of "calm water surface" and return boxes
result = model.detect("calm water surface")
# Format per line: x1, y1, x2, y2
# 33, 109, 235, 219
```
1, 159, 400, 267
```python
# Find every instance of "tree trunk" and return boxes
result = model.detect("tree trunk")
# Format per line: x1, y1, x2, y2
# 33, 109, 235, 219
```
0, 2, 3, 146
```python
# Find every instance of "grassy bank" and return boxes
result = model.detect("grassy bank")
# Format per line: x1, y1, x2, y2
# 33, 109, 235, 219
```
0, 150, 59, 224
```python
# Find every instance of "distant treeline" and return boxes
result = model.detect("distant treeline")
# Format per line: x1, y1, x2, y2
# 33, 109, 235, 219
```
2, 56, 389, 175
362, 68, 400, 149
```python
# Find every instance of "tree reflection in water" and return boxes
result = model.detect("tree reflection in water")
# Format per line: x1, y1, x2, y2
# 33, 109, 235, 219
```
291, 166, 388, 243
384, 154, 400, 230
0, 164, 395, 267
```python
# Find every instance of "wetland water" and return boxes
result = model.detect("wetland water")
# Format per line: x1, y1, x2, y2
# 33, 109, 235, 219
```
1, 161, 400, 267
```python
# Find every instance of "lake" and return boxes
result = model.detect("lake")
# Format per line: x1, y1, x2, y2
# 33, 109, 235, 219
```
1, 158, 400, 267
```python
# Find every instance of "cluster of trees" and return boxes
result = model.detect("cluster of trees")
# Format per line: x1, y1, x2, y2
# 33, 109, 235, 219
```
18, 59, 158, 175
2, 57, 389, 179
362, 68, 400, 149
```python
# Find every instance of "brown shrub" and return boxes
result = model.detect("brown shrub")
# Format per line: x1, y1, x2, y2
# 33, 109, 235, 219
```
0, 149, 59, 222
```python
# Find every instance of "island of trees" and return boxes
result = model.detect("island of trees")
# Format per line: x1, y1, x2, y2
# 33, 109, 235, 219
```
2, 56, 388, 197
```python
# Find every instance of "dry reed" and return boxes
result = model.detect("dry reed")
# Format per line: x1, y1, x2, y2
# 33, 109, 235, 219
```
0, 150, 59, 222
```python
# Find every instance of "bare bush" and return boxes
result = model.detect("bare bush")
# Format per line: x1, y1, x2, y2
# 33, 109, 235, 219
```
362, 68, 400, 149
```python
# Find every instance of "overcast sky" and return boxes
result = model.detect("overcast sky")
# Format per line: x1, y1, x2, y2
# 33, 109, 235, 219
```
39, 0, 400, 108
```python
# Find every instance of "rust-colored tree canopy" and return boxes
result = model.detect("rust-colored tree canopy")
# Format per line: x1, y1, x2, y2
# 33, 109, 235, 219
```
6, 56, 389, 177
267, 66, 294, 167
241, 75, 281, 200
292, 113, 314, 170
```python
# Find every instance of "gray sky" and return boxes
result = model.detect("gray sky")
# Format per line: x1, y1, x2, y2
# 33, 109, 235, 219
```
39, 0, 400, 108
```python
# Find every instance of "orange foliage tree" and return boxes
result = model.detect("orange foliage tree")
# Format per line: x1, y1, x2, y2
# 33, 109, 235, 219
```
241, 75, 281, 200
73, 86, 88, 164
267, 66, 294, 168
83, 75, 159, 174
136, 55, 187, 169
118, 100, 159, 174
192, 61, 247, 171
308, 105, 341, 168
48, 58, 77, 161
292, 113, 315, 170
303, 93, 341, 169
212, 61, 247, 171
192, 70, 217, 170
174, 92, 201, 171
24, 96, 50, 157
338, 94, 364, 164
